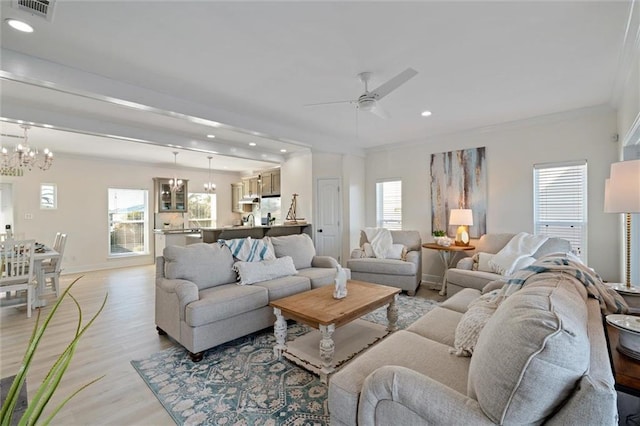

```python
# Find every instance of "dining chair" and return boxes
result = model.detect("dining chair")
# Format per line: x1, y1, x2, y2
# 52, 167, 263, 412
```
0, 239, 36, 318
43, 233, 67, 297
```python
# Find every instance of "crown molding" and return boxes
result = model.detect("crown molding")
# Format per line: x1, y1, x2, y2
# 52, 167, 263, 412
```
612, 0, 640, 107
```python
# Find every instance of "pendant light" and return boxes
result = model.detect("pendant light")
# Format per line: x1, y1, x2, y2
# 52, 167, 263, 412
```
169, 151, 183, 192
204, 156, 216, 193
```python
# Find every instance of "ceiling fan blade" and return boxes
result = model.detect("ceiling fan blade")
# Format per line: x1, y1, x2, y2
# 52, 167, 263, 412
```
369, 103, 390, 119
370, 67, 418, 100
303, 99, 355, 107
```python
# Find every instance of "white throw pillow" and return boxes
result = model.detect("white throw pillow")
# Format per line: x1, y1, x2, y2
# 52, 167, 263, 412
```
451, 292, 498, 357
385, 243, 406, 260
233, 256, 297, 285
362, 242, 375, 258
476, 252, 495, 273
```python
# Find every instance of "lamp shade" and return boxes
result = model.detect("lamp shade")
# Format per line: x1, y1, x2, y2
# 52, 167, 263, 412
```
604, 159, 640, 213
449, 209, 473, 226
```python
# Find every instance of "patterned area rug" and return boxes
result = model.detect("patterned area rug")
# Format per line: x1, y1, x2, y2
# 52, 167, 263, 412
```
131, 294, 438, 426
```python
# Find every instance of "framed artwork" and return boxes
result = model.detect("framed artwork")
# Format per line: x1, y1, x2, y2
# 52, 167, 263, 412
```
430, 147, 487, 238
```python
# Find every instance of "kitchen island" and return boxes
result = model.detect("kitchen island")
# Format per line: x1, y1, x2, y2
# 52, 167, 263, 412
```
200, 223, 312, 243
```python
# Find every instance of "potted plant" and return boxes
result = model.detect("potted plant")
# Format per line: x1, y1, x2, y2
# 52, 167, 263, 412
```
432, 230, 451, 247
1, 277, 107, 425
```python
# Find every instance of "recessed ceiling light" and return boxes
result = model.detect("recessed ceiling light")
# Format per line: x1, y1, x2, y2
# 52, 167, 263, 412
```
249, 142, 257, 147
6, 19, 34, 33
206, 134, 215, 139
280, 149, 287, 153
421, 110, 432, 117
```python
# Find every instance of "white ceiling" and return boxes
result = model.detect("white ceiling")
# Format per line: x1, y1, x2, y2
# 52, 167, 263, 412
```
0, 1, 632, 171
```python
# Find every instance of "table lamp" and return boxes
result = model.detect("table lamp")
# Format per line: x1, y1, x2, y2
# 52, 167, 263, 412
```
449, 209, 473, 246
604, 159, 640, 288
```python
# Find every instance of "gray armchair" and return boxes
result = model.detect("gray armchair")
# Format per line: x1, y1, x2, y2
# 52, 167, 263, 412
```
346, 230, 422, 296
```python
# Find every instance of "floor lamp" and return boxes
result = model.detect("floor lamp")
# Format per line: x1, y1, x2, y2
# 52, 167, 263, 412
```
604, 159, 640, 288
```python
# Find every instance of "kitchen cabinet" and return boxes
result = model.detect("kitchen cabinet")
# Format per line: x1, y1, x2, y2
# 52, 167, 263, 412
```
154, 178, 188, 212
242, 177, 260, 197
260, 169, 281, 197
231, 183, 243, 213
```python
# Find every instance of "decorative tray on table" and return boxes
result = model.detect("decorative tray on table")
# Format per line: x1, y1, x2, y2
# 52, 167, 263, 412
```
606, 314, 640, 360
606, 283, 640, 295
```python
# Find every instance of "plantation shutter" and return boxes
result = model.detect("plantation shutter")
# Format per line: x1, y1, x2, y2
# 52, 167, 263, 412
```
533, 161, 587, 260
376, 180, 402, 230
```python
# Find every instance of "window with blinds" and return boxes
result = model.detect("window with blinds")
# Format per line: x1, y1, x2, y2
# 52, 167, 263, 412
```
533, 161, 587, 261
376, 179, 402, 230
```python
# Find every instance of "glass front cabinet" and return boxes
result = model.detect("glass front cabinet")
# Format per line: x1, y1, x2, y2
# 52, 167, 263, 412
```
154, 178, 189, 212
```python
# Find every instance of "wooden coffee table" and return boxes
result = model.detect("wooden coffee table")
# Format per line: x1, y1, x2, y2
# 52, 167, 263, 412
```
269, 280, 400, 383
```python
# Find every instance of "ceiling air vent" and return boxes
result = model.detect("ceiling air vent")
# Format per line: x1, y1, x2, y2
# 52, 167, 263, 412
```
11, 0, 56, 22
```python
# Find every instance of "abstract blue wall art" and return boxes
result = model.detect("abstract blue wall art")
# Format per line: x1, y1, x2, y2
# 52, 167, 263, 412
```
430, 147, 487, 238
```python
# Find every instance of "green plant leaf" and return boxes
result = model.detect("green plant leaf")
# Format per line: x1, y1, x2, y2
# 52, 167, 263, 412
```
0, 276, 107, 425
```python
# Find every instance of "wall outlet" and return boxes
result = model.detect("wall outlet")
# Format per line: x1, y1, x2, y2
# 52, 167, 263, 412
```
24, 213, 34, 220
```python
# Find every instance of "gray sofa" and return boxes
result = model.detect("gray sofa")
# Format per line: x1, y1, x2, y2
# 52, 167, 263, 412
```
347, 230, 422, 296
155, 234, 337, 361
328, 269, 617, 425
444, 233, 571, 296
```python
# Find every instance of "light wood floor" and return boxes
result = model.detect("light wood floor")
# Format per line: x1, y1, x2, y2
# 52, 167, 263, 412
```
0, 266, 444, 425
0, 265, 175, 425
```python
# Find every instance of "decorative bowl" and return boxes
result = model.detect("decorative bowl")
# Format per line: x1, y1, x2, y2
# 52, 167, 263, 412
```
606, 314, 640, 360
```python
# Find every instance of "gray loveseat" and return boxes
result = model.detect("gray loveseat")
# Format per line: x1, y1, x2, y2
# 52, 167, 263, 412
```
328, 263, 618, 425
347, 230, 422, 296
155, 234, 337, 361
444, 233, 571, 296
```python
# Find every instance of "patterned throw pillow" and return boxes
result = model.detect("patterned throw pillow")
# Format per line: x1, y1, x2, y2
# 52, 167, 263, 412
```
451, 291, 499, 357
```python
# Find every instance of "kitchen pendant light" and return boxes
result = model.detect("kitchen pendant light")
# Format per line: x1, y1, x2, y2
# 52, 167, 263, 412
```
204, 156, 216, 193
169, 151, 183, 192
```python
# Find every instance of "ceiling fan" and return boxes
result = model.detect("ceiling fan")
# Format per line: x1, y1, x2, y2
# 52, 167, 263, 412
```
305, 68, 418, 119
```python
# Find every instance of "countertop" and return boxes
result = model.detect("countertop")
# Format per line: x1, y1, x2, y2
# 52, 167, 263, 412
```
199, 223, 309, 231
153, 229, 202, 234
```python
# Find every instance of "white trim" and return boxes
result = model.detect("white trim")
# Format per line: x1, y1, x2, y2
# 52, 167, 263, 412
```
622, 112, 640, 146
612, 0, 640, 107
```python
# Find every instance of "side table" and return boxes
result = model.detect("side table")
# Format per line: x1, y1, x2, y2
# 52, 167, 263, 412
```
604, 283, 640, 313
605, 320, 640, 397
422, 243, 475, 296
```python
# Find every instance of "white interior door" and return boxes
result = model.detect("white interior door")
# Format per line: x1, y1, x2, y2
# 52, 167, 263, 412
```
316, 178, 342, 263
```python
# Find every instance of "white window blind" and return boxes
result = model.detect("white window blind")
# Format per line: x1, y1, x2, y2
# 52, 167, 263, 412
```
376, 180, 402, 230
533, 161, 587, 261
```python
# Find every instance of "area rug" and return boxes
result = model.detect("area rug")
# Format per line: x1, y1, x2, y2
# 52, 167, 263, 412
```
131, 294, 438, 426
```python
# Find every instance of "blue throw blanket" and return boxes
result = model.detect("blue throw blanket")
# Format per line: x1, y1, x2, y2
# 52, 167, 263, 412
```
489, 254, 628, 315
219, 237, 275, 262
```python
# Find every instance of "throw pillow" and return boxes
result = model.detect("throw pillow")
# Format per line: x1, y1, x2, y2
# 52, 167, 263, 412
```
451, 292, 498, 357
476, 252, 495, 273
362, 242, 375, 258
219, 237, 275, 262
270, 234, 316, 270
233, 256, 298, 285
385, 243, 406, 260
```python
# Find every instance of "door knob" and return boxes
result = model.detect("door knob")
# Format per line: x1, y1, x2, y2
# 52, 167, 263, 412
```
318, 229, 323, 232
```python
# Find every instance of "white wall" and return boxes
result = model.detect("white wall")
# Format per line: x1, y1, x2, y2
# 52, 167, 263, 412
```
365, 106, 621, 282
343, 154, 366, 263
281, 151, 313, 223
7, 154, 242, 273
